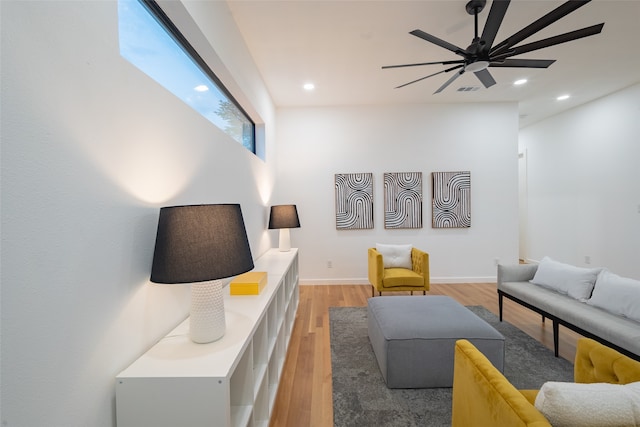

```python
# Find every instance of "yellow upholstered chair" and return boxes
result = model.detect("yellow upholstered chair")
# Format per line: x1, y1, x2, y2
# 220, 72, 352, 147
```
368, 246, 429, 297
451, 338, 640, 427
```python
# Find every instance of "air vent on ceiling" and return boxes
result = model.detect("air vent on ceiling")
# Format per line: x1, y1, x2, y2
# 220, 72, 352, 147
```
457, 86, 480, 92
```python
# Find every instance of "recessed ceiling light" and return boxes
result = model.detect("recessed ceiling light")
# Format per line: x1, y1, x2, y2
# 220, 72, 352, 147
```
514, 79, 527, 86
194, 85, 209, 92
303, 83, 315, 91
557, 94, 570, 101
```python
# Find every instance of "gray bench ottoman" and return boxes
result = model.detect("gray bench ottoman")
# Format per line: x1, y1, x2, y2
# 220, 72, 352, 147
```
367, 295, 505, 388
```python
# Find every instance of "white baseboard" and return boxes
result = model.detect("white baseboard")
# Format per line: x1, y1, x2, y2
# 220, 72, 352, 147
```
300, 276, 497, 285
431, 276, 497, 284
300, 279, 369, 285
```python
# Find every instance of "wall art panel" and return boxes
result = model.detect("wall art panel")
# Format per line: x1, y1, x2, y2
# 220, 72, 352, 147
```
334, 173, 374, 230
383, 172, 422, 229
432, 171, 471, 228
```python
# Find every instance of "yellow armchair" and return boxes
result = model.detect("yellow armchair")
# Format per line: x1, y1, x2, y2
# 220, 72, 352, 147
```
368, 247, 430, 297
451, 338, 640, 427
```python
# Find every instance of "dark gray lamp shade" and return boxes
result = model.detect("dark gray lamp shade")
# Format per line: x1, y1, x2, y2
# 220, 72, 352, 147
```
268, 205, 300, 229
150, 204, 254, 284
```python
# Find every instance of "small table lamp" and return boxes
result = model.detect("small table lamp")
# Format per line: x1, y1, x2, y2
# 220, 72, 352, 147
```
150, 204, 254, 344
268, 204, 300, 252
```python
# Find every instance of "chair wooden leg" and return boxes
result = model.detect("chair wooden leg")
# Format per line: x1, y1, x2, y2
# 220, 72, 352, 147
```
372, 286, 375, 297
410, 291, 413, 295
423, 291, 426, 295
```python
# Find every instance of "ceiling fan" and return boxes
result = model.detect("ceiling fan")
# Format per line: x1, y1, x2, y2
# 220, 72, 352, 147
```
383, 0, 604, 93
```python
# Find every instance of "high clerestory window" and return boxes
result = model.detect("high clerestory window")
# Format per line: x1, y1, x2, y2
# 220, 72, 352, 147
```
118, 0, 256, 154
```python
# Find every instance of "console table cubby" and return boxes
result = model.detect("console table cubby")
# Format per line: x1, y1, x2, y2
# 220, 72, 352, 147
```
116, 248, 299, 427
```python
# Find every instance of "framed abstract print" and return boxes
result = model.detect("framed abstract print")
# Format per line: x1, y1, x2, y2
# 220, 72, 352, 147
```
383, 172, 422, 229
432, 171, 471, 228
335, 173, 374, 230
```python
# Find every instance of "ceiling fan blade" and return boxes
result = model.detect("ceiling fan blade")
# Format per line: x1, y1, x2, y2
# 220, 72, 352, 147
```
490, 0, 592, 56
396, 65, 464, 89
382, 59, 465, 70
489, 58, 556, 68
480, 0, 510, 52
493, 23, 604, 59
434, 68, 465, 94
410, 29, 469, 57
474, 68, 496, 88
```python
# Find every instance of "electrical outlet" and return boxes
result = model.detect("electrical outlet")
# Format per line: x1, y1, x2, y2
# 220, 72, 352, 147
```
327, 260, 333, 268
584, 255, 591, 265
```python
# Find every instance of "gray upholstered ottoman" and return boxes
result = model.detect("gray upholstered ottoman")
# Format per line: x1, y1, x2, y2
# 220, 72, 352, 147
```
367, 295, 505, 388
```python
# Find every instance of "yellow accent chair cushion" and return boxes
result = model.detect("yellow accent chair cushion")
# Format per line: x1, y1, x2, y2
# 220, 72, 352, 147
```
451, 338, 640, 427
368, 246, 429, 296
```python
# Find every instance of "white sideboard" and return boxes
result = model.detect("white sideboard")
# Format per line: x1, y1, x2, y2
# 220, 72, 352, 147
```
116, 248, 299, 427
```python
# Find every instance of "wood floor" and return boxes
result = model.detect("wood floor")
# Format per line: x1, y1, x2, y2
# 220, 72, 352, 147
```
269, 283, 581, 427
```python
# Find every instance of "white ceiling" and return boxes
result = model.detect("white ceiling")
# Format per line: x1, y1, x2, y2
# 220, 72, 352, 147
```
227, 0, 640, 128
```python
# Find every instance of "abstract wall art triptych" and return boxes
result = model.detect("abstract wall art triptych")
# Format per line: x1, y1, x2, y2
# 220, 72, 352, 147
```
431, 171, 471, 228
334, 171, 470, 230
334, 173, 374, 230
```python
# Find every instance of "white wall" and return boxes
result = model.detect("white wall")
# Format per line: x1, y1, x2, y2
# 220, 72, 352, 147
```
0, 1, 275, 426
519, 84, 640, 278
275, 103, 520, 283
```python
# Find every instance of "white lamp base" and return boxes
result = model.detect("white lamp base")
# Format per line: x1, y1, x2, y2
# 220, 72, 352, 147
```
189, 279, 226, 344
278, 228, 291, 252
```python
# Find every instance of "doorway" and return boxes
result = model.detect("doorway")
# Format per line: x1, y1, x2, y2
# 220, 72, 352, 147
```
518, 150, 528, 262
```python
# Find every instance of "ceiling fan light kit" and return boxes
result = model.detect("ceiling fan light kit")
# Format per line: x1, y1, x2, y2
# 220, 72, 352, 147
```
464, 60, 489, 72
384, 0, 604, 93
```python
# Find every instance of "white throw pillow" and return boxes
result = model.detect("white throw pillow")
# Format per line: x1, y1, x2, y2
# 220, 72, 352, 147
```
375, 243, 412, 269
587, 269, 640, 322
530, 256, 601, 301
534, 381, 640, 427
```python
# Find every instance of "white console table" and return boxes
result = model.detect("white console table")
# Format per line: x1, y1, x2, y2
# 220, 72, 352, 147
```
116, 248, 299, 427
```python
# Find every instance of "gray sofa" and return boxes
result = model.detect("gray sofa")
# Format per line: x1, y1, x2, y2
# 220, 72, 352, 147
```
497, 260, 640, 361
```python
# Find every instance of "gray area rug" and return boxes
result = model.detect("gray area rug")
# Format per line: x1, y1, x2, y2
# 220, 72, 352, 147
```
330, 305, 574, 427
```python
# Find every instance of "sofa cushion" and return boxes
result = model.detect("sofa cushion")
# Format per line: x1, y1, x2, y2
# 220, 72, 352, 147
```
587, 269, 640, 323
534, 381, 640, 427
530, 256, 601, 301
376, 243, 412, 269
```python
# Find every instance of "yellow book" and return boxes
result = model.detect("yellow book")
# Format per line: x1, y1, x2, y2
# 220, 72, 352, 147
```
230, 271, 267, 295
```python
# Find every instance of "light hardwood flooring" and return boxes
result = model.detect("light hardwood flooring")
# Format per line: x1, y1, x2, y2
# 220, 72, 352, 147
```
269, 283, 581, 427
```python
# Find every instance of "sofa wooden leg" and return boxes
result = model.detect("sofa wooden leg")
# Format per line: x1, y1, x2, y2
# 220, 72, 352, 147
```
542, 314, 545, 323
423, 291, 426, 295
410, 291, 413, 295
498, 293, 503, 322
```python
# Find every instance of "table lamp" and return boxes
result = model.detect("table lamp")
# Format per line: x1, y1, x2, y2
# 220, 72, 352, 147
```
268, 204, 300, 252
150, 204, 254, 343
